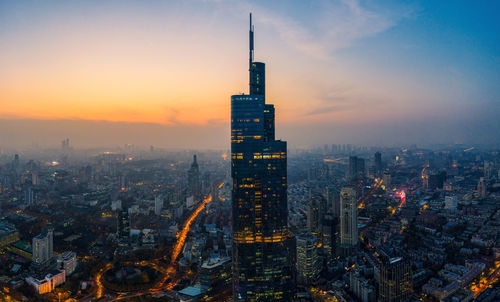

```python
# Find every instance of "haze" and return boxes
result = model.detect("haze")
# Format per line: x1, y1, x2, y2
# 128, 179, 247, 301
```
1, 0, 499, 149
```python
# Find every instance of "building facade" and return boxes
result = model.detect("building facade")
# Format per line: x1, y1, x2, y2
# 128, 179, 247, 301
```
378, 257, 412, 302
231, 14, 295, 301
32, 230, 53, 265
340, 186, 358, 253
296, 232, 320, 285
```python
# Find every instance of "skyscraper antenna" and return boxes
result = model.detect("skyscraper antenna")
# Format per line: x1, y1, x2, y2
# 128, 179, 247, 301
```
249, 13, 254, 67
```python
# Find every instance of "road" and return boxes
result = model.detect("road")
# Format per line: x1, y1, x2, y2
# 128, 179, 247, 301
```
91, 185, 220, 301
470, 260, 500, 298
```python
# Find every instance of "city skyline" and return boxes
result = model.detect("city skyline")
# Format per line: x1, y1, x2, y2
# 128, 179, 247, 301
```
0, 3, 500, 301
1, 1, 499, 149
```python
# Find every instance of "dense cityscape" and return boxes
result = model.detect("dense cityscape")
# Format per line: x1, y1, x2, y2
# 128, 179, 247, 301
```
1, 2, 499, 302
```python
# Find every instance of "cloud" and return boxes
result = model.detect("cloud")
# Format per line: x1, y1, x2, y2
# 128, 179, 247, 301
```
255, 0, 407, 59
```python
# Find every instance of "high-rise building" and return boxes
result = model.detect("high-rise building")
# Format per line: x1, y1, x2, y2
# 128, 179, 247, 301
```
187, 155, 201, 200
322, 211, 337, 264
32, 230, 53, 265
231, 14, 295, 301
374, 152, 382, 177
340, 186, 357, 254
117, 209, 130, 241
296, 232, 320, 285
378, 256, 412, 302
154, 195, 163, 216
383, 171, 392, 189
25, 187, 35, 206
349, 156, 365, 182
307, 197, 320, 233
478, 177, 487, 198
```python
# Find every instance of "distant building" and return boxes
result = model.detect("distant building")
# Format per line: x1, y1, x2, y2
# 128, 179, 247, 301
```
24, 187, 35, 205
307, 197, 320, 232
187, 155, 201, 200
429, 171, 446, 190
378, 256, 412, 302
444, 195, 458, 210
383, 171, 391, 189
296, 232, 320, 285
374, 152, 382, 177
111, 199, 122, 211
349, 156, 365, 182
326, 185, 340, 216
340, 186, 358, 253
154, 195, 163, 215
117, 209, 130, 241
57, 251, 77, 276
478, 177, 487, 198
32, 230, 53, 265
322, 212, 337, 264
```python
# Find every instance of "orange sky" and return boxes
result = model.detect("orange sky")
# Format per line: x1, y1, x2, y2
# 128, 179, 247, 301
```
0, 1, 498, 148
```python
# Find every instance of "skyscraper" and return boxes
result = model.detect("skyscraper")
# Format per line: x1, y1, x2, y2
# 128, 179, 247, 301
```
296, 232, 320, 285
378, 256, 412, 302
339, 186, 357, 254
231, 14, 295, 301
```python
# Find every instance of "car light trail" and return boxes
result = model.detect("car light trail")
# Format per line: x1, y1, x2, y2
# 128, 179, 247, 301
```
170, 193, 213, 264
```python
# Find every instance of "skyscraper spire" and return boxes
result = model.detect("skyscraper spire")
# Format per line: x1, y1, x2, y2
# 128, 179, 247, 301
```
249, 13, 254, 68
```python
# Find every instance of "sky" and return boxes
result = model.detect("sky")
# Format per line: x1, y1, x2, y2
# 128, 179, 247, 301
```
0, 0, 499, 149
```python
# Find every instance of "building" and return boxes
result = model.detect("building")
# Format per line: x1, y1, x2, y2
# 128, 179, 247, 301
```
349, 156, 365, 182
340, 186, 357, 254
322, 211, 337, 264
24, 187, 34, 205
231, 14, 295, 301
111, 199, 122, 211
444, 195, 458, 210
199, 256, 232, 291
32, 230, 53, 265
154, 195, 163, 215
57, 251, 77, 276
307, 197, 321, 233
383, 171, 392, 189
378, 257, 412, 302
117, 209, 130, 241
478, 177, 487, 198
0, 222, 20, 248
26, 270, 66, 294
374, 152, 382, 177
187, 154, 201, 200
296, 232, 320, 285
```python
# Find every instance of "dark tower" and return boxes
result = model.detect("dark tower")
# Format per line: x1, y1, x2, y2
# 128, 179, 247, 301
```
187, 154, 201, 200
374, 151, 382, 177
231, 13, 295, 301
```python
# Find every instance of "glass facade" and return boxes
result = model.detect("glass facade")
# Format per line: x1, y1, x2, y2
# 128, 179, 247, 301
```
231, 14, 295, 301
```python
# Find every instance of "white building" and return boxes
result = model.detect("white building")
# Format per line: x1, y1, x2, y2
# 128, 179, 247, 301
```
26, 270, 65, 294
57, 251, 77, 276
154, 195, 163, 215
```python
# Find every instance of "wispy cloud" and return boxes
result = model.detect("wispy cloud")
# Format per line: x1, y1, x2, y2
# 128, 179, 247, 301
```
253, 0, 410, 59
